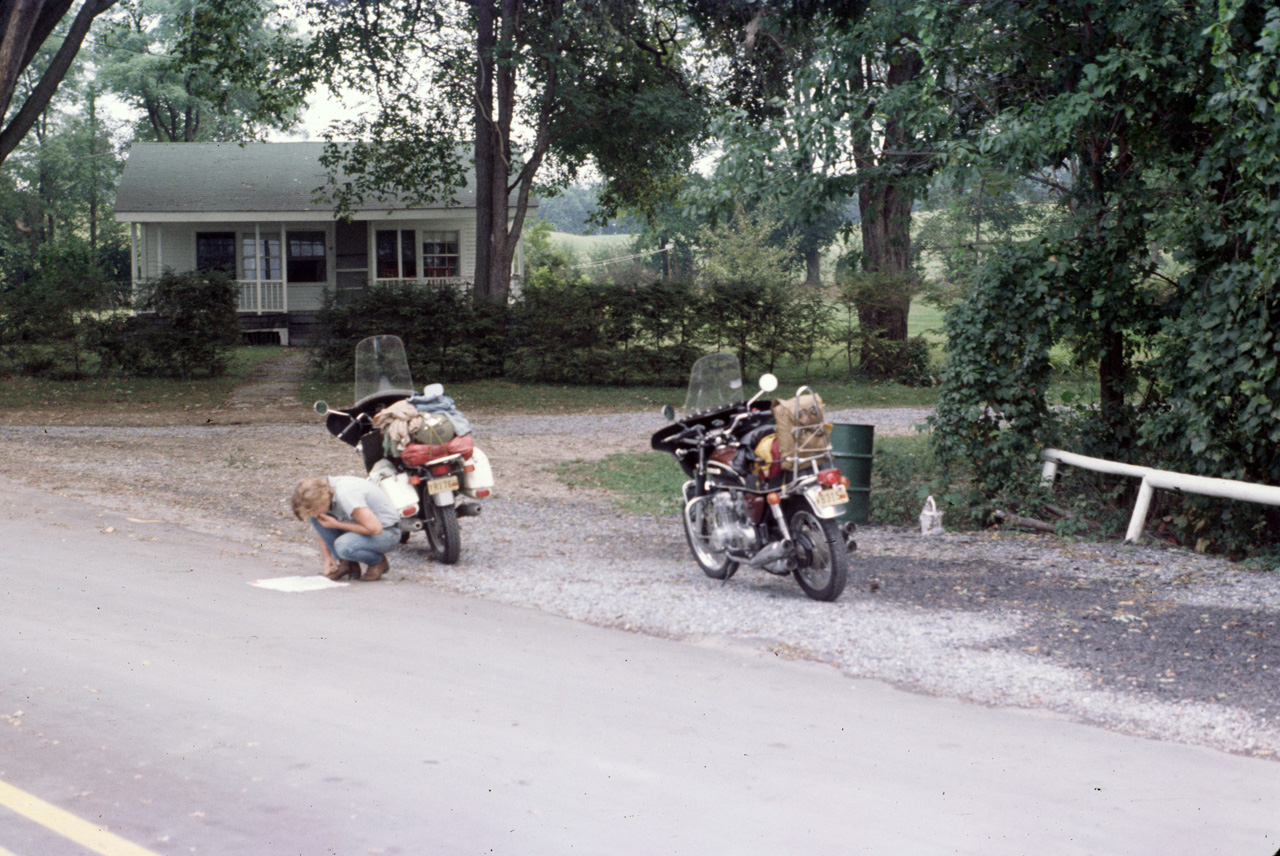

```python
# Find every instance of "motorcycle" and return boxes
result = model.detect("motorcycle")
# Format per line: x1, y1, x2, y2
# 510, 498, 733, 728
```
651, 352, 856, 602
314, 335, 494, 565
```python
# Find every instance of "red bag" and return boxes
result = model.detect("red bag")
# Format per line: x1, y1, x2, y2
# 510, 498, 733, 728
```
401, 435, 474, 467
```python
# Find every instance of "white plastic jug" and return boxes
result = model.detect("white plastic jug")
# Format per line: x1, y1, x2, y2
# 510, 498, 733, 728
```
919, 495, 944, 536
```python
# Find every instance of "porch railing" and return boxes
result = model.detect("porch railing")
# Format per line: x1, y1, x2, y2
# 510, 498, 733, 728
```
237, 280, 284, 313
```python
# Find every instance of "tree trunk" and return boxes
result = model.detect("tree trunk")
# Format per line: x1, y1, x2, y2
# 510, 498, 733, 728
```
856, 175, 914, 373
852, 46, 921, 378
803, 246, 822, 287
88, 87, 98, 253
474, 0, 496, 302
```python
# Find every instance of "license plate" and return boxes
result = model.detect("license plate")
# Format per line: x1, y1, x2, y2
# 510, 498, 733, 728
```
426, 475, 459, 495
815, 484, 848, 508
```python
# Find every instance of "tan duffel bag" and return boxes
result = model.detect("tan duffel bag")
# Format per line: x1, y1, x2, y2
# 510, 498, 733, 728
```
771, 392, 833, 471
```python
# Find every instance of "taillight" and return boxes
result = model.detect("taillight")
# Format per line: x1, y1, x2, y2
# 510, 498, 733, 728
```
474, 489, 490, 498
429, 464, 452, 476
408, 475, 421, 486
817, 468, 842, 486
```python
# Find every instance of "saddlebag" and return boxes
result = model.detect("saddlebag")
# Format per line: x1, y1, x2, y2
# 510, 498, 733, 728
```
460, 447, 495, 498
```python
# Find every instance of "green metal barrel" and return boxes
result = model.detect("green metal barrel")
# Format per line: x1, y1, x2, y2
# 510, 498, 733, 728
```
829, 423, 874, 525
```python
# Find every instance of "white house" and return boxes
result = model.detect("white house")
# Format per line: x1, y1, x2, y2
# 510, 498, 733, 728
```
114, 141, 533, 344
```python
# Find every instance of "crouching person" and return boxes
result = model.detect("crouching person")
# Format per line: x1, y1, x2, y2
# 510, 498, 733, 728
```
291, 476, 400, 581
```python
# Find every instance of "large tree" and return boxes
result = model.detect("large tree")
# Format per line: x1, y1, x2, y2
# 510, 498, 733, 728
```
0, 0, 119, 164
692, 0, 934, 375
308, 0, 705, 304
927, 0, 1214, 475
95, 0, 310, 142
690, 3, 851, 288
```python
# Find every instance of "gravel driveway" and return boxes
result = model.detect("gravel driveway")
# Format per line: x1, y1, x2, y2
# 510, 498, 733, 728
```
3, 377, 1277, 761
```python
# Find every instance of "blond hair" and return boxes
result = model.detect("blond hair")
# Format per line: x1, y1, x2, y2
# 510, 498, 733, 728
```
291, 477, 334, 520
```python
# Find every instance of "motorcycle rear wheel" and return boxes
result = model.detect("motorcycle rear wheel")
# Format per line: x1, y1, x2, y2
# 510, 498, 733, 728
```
788, 508, 848, 602
683, 494, 738, 580
424, 504, 461, 564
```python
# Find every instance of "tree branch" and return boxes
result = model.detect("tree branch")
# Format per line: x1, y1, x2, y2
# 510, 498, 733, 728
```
0, 0, 118, 164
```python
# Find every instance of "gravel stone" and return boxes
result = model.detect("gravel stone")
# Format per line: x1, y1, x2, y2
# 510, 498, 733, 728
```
2, 398, 1276, 762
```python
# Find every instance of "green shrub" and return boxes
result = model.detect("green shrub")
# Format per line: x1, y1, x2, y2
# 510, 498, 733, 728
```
0, 240, 115, 378
90, 270, 239, 379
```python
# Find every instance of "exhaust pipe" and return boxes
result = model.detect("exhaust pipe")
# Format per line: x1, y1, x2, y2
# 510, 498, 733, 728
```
746, 540, 791, 567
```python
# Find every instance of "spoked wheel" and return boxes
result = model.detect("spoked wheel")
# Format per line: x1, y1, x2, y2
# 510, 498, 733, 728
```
788, 508, 849, 601
682, 494, 738, 580
423, 504, 461, 564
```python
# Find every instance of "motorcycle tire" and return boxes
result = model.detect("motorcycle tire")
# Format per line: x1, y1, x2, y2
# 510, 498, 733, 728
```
682, 493, 738, 580
788, 507, 849, 602
423, 504, 462, 564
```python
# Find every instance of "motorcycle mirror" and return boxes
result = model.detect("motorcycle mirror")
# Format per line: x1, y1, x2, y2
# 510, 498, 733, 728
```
661, 404, 675, 422
758, 373, 779, 393
314, 401, 329, 416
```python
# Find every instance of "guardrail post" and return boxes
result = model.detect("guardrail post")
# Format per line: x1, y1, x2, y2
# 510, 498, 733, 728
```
1125, 477, 1154, 544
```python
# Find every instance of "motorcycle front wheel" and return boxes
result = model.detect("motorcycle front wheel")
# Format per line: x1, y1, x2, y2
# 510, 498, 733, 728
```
788, 508, 849, 601
423, 503, 461, 564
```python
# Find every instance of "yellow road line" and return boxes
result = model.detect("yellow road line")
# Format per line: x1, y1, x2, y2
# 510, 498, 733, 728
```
1, 845, 22, 856
0, 779, 161, 856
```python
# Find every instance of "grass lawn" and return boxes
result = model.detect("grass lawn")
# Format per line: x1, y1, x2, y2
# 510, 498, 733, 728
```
548, 231, 634, 262
0, 346, 285, 412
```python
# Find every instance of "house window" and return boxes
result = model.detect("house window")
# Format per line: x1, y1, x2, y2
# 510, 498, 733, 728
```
195, 232, 236, 273
375, 229, 417, 279
422, 231, 460, 278
287, 231, 327, 283
241, 234, 282, 281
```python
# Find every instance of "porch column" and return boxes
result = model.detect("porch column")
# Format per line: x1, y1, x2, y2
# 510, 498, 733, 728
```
280, 225, 287, 315
129, 222, 138, 292
255, 223, 263, 314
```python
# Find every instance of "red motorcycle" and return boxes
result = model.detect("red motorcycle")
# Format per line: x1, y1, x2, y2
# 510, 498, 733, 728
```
652, 353, 855, 601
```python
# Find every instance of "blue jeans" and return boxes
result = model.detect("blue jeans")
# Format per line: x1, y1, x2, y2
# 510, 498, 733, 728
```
312, 519, 400, 565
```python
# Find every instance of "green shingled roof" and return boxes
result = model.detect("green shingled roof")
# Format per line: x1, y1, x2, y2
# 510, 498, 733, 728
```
115, 141, 478, 215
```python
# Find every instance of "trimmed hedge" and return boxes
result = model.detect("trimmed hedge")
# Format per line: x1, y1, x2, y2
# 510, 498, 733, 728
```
311, 272, 936, 387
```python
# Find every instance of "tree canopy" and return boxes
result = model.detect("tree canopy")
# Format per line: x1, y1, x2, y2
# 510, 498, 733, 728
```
306, 0, 707, 303
95, 0, 311, 142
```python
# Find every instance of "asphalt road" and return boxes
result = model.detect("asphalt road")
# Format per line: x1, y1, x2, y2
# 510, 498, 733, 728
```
2, 477, 1277, 856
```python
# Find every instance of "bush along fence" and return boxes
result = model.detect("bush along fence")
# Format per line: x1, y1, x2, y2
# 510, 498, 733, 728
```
311, 271, 936, 388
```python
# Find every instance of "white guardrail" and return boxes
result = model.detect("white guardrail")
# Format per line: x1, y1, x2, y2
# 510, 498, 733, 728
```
1040, 448, 1280, 543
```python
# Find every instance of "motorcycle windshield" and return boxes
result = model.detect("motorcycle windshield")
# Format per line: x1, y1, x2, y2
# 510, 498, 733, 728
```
682, 352, 744, 415
353, 335, 415, 402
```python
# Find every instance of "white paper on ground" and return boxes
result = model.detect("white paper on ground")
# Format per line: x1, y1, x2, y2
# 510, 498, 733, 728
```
248, 576, 349, 592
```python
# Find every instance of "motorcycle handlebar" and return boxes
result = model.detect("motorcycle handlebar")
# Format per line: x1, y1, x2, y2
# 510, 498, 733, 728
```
670, 423, 705, 444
